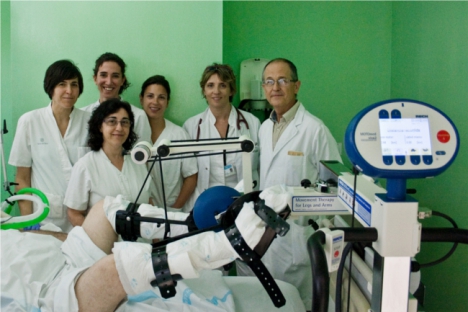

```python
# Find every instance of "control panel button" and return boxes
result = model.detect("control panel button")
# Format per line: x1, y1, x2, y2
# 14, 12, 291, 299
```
423, 155, 433, 165
391, 110, 401, 118
395, 155, 405, 165
410, 155, 421, 165
383, 155, 393, 165
437, 130, 450, 143
379, 110, 389, 119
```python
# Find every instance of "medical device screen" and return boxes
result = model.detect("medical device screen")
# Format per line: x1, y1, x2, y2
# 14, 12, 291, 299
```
379, 118, 432, 156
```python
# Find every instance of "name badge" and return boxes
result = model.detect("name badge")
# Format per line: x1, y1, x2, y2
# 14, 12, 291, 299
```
288, 150, 304, 156
224, 164, 236, 177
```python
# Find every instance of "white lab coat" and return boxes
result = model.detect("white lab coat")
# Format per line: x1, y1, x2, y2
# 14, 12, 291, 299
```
149, 119, 198, 212
82, 100, 152, 143
254, 101, 342, 309
183, 107, 260, 195
9, 104, 91, 232
259, 102, 342, 189
64, 149, 155, 211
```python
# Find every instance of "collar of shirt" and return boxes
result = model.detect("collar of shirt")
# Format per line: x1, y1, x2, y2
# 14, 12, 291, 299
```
269, 100, 300, 124
207, 106, 237, 127
48, 101, 76, 121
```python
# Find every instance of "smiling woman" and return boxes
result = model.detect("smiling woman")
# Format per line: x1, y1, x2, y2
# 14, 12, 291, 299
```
64, 99, 156, 227
183, 64, 261, 195
81, 52, 152, 143
139, 75, 198, 212
8, 60, 91, 232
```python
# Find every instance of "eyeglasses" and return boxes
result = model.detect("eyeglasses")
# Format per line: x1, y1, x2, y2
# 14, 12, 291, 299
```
103, 117, 132, 128
262, 78, 297, 87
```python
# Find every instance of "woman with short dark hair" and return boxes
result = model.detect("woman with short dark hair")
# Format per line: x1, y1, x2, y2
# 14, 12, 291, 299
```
9, 60, 90, 232
64, 99, 155, 226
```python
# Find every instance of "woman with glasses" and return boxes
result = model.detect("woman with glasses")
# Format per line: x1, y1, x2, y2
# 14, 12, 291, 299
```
64, 99, 155, 226
81, 52, 151, 143
140, 75, 198, 212
9, 60, 90, 233
183, 63, 260, 195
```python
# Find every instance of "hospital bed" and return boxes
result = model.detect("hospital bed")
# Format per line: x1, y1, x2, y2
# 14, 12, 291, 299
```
0, 229, 306, 312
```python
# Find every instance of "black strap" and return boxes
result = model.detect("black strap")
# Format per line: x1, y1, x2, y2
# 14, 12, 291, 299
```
115, 203, 142, 242
225, 225, 286, 308
255, 200, 290, 237
150, 246, 182, 299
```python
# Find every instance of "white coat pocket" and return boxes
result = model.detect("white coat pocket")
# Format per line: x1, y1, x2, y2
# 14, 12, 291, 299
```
43, 192, 64, 219
286, 154, 304, 186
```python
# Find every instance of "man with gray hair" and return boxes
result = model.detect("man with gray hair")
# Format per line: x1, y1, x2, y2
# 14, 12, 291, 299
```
242, 58, 342, 309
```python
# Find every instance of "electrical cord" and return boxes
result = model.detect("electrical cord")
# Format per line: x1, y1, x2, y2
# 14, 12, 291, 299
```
419, 210, 458, 268
335, 242, 353, 312
345, 167, 359, 312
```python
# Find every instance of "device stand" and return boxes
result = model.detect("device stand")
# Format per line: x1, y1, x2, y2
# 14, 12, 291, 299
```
371, 255, 412, 312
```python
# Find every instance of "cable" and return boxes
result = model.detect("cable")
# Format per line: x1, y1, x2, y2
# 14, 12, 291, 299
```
419, 210, 458, 268
157, 156, 170, 239
335, 242, 353, 312
345, 167, 359, 312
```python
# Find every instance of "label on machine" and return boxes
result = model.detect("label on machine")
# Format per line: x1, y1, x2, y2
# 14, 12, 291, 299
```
288, 185, 348, 216
338, 179, 372, 226
291, 195, 340, 212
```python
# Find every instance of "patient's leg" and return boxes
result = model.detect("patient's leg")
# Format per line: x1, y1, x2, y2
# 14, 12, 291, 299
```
81, 196, 189, 254
75, 255, 126, 311
81, 199, 118, 255
74, 195, 283, 309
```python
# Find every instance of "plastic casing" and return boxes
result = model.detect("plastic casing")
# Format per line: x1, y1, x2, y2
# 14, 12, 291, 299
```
344, 99, 459, 179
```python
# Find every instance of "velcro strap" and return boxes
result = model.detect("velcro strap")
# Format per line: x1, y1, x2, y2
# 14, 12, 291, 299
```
255, 200, 290, 237
150, 246, 182, 299
225, 225, 286, 308
115, 204, 141, 242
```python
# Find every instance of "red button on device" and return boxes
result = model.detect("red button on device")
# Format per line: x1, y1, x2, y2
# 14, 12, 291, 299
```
334, 250, 340, 258
437, 130, 450, 143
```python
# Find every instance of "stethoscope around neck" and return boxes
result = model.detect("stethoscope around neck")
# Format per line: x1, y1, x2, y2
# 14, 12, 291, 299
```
196, 106, 250, 167
196, 106, 249, 141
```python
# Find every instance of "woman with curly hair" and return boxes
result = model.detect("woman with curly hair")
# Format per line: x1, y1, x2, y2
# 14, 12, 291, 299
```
64, 99, 155, 226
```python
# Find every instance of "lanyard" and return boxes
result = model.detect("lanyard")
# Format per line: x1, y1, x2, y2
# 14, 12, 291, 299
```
223, 124, 229, 166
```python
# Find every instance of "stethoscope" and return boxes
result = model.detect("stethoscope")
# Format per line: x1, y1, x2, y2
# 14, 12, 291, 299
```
196, 106, 249, 141
196, 106, 250, 166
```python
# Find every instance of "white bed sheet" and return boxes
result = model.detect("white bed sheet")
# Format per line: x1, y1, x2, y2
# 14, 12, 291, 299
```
1, 230, 306, 312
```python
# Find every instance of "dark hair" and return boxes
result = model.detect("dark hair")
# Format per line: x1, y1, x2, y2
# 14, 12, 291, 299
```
263, 58, 299, 82
140, 75, 171, 100
93, 52, 130, 94
200, 63, 236, 102
87, 99, 138, 151
43, 60, 84, 99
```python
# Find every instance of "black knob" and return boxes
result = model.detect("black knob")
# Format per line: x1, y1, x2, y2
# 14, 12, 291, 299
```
301, 179, 312, 188
240, 140, 254, 152
157, 145, 170, 157
134, 151, 145, 162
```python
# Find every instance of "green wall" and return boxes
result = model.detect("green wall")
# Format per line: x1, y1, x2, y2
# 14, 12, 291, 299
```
1, 0, 13, 206
1, 0, 222, 202
1, 1, 467, 311
392, 2, 468, 311
223, 2, 467, 311
223, 1, 393, 152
